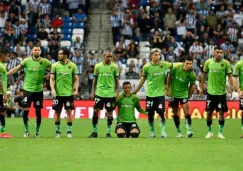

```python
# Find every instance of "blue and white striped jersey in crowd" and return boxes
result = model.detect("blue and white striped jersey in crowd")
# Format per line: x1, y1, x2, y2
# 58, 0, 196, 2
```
197, 9, 209, 17
49, 58, 56, 64
186, 13, 197, 29
71, 56, 84, 74
29, 0, 41, 13
110, 15, 121, 28
221, 43, 234, 51
7, 58, 21, 71
39, 3, 51, 15
227, 27, 239, 42
13, 24, 21, 37
205, 44, 217, 59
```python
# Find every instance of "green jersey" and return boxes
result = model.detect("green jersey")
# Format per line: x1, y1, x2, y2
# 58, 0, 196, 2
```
170, 63, 196, 98
51, 61, 78, 96
94, 62, 119, 98
233, 60, 243, 91
203, 58, 231, 95
142, 61, 172, 97
117, 93, 147, 122
21, 57, 51, 92
0, 62, 7, 94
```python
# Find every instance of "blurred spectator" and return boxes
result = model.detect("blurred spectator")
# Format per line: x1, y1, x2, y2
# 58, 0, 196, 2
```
26, 41, 34, 56
125, 59, 139, 77
6, 92, 15, 118
139, 58, 147, 77
27, 5, 40, 34
86, 65, 94, 96
227, 22, 239, 47
46, 53, 56, 64
87, 52, 98, 68
0, 11, 7, 28
73, 8, 87, 23
39, 0, 51, 19
137, 12, 152, 41
115, 36, 128, 49
165, 46, 177, 62
185, 8, 197, 34
37, 26, 49, 41
4, 22, 14, 45
71, 50, 84, 84
48, 37, 60, 61
204, 39, 217, 59
72, 36, 84, 51
14, 89, 24, 117
110, 8, 121, 45
51, 14, 63, 28
221, 38, 234, 54
8, 1, 20, 16
206, 9, 217, 31
52, 0, 67, 17
176, 15, 187, 41
6, 12, 17, 25
29, 0, 41, 13
164, 8, 176, 36
68, 0, 79, 16
233, 9, 243, 26
40, 13, 52, 28
121, 12, 134, 39
113, 53, 122, 74
152, 30, 162, 48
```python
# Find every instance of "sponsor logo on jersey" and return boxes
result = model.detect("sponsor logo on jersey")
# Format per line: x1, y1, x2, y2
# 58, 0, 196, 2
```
175, 76, 187, 82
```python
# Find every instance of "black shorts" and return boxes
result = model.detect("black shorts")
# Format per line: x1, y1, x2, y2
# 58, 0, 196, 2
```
52, 96, 74, 111
239, 98, 243, 110
94, 95, 116, 112
169, 97, 189, 108
22, 90, 43, 108
146, 96, 165, 113
206, 93, 228, 112
115, 122, 140, 135
0, 95, 6, 112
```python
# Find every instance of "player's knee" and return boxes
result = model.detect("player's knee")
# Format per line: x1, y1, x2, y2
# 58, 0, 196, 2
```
117, 133, 125, 138
130, 132, 139, 138
93, 111, 99, 117
148, 111, 154, 122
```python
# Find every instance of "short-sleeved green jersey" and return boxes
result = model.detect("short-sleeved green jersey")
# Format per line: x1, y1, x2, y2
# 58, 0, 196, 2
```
94, 62, 119, 98
233, 60, 243, 91
203, 58, 231, 95
51, 61, 78, 96
21, 57, 51, 92
142, 61, 172, 97
0, 62, 7, 94
170, 63, 196, 98
117, 93, 147, 122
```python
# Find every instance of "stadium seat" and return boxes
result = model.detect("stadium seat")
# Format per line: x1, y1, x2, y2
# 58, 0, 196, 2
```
127, 58, 138, 66
27, 34, 37, 41
140, 47, 150, 53
62, 17, 72, 23
72, 28, 84, 35
21, 0, 27, 6
41, 40, 48, 48
72, 35, 84, 43
73, 23, 84, 28
62, 34, 72, 41
62, 22, 72, 28
60, 40, 71, 47
62, 28, 72, 35
125, 39, 131, 46
139, 41, 150, 47
45, 28, 50, 33
139, 52, 150, 59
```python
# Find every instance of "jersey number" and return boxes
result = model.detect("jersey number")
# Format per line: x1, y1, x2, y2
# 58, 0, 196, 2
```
207, 100, 211, 107
23, 97, 28, 103
146, 101, 153, 107
94, 98, 100, 104
53, 99, 59, 105
240, 99, 243, 106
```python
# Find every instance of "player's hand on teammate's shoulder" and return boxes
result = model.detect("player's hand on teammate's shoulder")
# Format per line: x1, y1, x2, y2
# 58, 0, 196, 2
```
73, 91, 78, 98
237, 90, 243, 98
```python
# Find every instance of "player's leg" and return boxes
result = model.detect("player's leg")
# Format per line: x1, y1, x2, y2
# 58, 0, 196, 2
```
105, 97, 116, 138
0, 95, 13, 138
205, 94, 215, 138
63, 96, 74, 138
146, 96, 155, 138
89, 96, 102, 138
169, 98, 182, 137
115, 123, 126, 138
33, 91, 44, 138
22, 90, 32, 137
52, 97, 63, 138
216, 94, 228, 139
157, 96, 167, 138
181, 98, 193, 138
129, 123, 140, 138
239, 98, 243, 138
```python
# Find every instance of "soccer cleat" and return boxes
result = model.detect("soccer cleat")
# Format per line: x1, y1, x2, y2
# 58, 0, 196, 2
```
217, 133, 226, 139
67, 133, 72, 138
23, 131, 30, 138
187, 131, 194, 138
0, 132, 13, 138
160, 133, 168, 138
55, 132, 61, 138
88, 132, 98, 138
34, 133, 40, 138
205, 132, 213, 139
149, 133, 156, 138
176, 133, 183, 138
106, 133, 112, 138
240, 134, 243, 138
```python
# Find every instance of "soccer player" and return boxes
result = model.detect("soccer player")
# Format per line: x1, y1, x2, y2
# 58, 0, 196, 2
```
50, 48, 79, 138
88, 48, 119, 138
116, 81, 147, 138
232, 60, 243, 138
7, 45, 51, 138
200, 46, 233, 139
166, 55, 196, 138
0, 47, 13, 138
134, 48, 173, 138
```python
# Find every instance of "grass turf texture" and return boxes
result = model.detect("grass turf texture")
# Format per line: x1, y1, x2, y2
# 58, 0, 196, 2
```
1, 118, 243, 171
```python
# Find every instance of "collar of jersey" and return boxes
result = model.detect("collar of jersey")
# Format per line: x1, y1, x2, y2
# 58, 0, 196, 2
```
213, 58, 222, 63
123, 93, 132, 98
32, 56, 41, 61
103, 62, 111, 66
59, 60, 70, 65
150, 61, 159, 66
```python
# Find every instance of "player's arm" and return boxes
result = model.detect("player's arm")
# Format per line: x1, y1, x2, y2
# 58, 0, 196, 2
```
200, 72, 207, 96
232, 62, 241, 96
227, 74, 233, 97
115, 77, 119, 101
91, 77, 97, 100
166, 74, 172, 97
188, 84, 196, 97
73, 74, 79, 97
134, 76, 146, 94
7, 65, 23, 76
135, 97, 148, 115
0, 75, 7, 103
50, 74, 56, 98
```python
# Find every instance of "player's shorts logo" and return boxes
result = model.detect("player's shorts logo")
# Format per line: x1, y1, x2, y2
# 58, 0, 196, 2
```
66, 101, 70, 106
183, 98, 187, 103
132, 124, 136, 127
158, 104, 163, 109
106, 102, 111, 107
36, 101, 40, 105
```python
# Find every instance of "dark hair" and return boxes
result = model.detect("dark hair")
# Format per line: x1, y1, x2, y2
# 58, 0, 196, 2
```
0, 47, 10, 55
214, 46, 223, 51
183, 55, 193, 62
123, 81, 131, 87
59, 47, 70, 57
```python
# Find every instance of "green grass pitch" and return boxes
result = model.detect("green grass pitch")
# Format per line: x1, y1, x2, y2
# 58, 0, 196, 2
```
1, 118, 243, 171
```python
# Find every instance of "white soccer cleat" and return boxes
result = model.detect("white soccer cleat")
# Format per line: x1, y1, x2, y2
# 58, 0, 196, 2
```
23, 132, 30, 138
187, 131, 193, 138
149, 133, 156, 138
176, 133, 183, 138
205, 132, 213, 139
67, 133, 72, 138
217, 133, 226, 139
161, 133, 168, 138
55, 133, 61, 138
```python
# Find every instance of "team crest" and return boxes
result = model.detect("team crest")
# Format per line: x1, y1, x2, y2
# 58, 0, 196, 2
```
68, 66, 72, 69
159, 63, 163, 68
221, 63, 224, 67
39, 61, 43, 65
